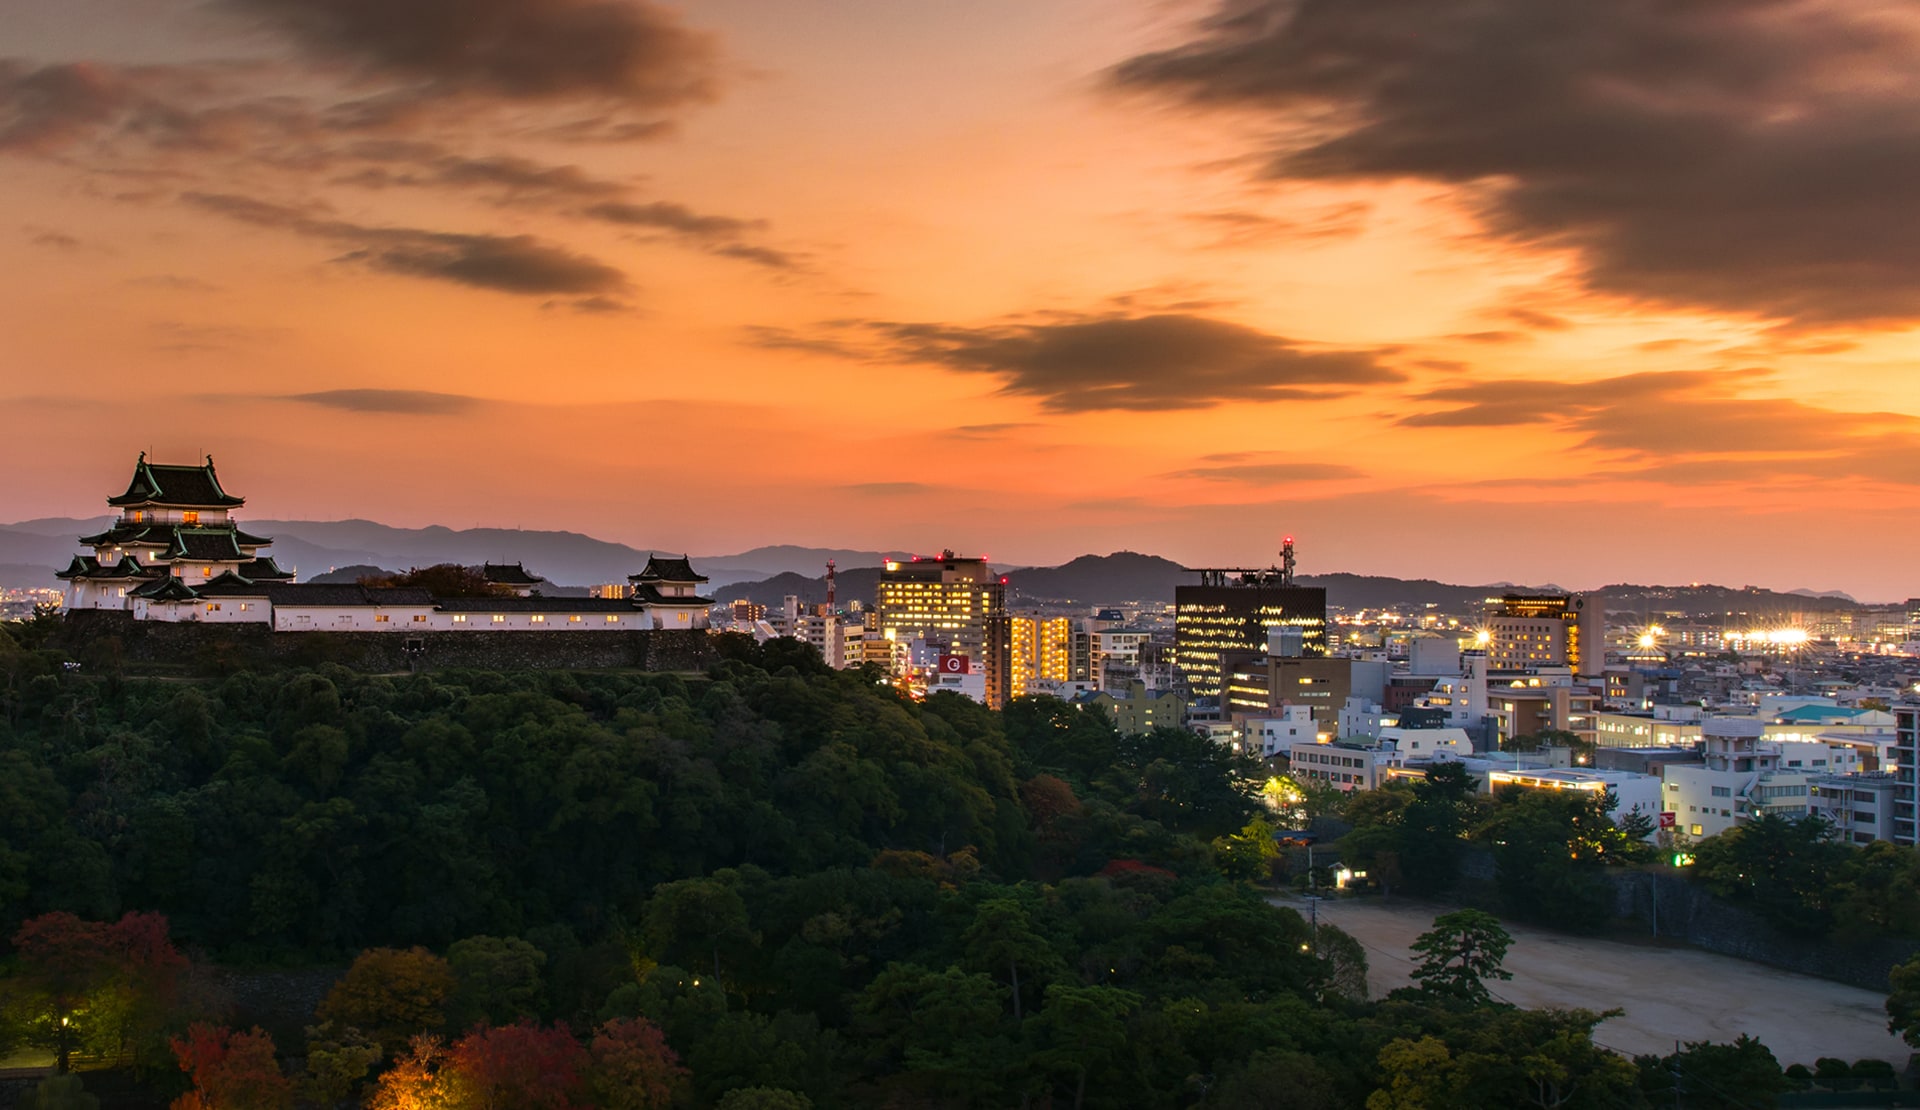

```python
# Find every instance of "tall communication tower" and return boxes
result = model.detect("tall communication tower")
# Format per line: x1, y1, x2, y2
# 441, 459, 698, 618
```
825, 559, 837, 611
1280, 536, 1296, 586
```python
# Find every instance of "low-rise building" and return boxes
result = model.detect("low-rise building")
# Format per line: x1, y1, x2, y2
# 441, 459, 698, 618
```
1246, 706, 1322, 758
1808, 772, 1900, 845
1487, 768, 1663, 827
1284, 739, 1397, 791
1081, 681, 1185, 736
1657, 718, 1862, 839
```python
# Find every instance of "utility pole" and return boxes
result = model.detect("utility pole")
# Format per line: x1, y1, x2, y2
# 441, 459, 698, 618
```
1305, 838, 1319, 956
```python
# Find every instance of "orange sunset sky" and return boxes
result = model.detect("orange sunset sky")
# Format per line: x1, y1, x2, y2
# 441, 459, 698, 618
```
6, 0, 1920, 598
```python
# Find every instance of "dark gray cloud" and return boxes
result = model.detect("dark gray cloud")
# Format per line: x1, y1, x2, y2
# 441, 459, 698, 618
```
1400, 371, 1741, 430
1186, 201, 1369, 247
841, 482, 939, 496
950, 422, 1040, 437
1116, 0, 1920, 325
559, 295, 632, 315
325, 149, 795, 268
741, 325, 866, 359
128, 274, 224, 292
1402, 369, 1915, 458
335, 145, 630, 202
1171, 460, 1365, 484
0, 61, 127, 152
1496, 307, 1573, 332
28, 229, 81, 250
184, 191, 629, 296
229, 0, 715, 108
150, 320, 289, 353
285, 388, 481, 414
586, 200, 758, 236
585, 201, 797, 269
864, 313, 1399, 412
0, 8, 793, 287
0, 60, 337, 159
706, 243, 799, 271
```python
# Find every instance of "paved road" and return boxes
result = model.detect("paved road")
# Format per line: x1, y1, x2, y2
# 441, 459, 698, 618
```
1276, 894, 1910, 1066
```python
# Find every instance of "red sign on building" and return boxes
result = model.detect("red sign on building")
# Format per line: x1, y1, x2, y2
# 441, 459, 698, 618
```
1658, 811, 1677, 829
938, 654, 969, 675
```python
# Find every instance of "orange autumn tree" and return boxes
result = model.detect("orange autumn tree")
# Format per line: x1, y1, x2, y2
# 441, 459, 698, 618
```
369, 1019, 688, 1110
367, 1035, 450, 1110
169, 1023, 292, 1110
316, 948, 456, 1056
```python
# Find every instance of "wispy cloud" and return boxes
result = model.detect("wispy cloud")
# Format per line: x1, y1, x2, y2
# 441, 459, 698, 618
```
284, 388, 483, 414
840, 481, 939, 496
1168, 460, 1366, 485
184, 191, 630, 297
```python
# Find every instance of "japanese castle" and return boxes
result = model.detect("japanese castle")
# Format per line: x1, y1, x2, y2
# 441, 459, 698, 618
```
59, 456, 712, 631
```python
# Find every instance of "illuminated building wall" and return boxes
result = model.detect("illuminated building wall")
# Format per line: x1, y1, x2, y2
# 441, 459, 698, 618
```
1174, 583, 1328, 699
1012, 618, 1036, 694
874, 552, 1011, 707
1483, 594, 1604, 675
1011, 615, 1073, 696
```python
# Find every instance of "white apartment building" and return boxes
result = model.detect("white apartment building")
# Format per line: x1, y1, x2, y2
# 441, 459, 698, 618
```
1338, 697, 1396, 740
1659, 718, 1862, 839
1247, 706, 1322, 758
1281, 729, 1467, 792
1286, 740, 1397, 791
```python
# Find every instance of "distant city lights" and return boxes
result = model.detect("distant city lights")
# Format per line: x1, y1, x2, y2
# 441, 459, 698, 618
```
1720, 628, 1810, 646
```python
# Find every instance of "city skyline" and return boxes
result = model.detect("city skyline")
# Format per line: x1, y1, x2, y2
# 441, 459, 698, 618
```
7, 1, 1920, 598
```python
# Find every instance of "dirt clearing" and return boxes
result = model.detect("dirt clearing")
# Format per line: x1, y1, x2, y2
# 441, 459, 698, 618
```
1275, 894, 1911, 1065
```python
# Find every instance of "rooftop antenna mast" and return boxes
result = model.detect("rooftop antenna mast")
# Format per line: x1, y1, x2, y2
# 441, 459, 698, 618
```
825, 559, 837, 612
1280, 536, 1296, 587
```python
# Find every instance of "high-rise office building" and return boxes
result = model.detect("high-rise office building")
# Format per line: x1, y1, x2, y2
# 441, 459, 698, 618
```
874, 551, 1011, 707
1174, 568, 1328, 700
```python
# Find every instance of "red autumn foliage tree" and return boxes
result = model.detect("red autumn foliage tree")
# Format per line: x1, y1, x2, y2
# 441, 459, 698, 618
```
586, 1017, 687, 1110
12, 911, 188, 1071
169, 1023, 292, 1110
444, 1022, 587, 1110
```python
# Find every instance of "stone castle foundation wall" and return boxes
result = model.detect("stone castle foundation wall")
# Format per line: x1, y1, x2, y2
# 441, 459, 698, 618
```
1612, 870, 1920, 992
59, 609, 713, 673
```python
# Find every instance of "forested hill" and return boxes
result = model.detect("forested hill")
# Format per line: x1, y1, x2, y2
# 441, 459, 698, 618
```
0, 622, 1847, 1106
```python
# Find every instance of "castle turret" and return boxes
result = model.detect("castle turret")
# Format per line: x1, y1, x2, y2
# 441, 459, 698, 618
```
58, 454, 291, 618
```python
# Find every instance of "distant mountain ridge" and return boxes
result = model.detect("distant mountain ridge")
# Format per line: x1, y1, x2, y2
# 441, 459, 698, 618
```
0, 517, 1888, 613
0, 517, 883, 591
716, 555, 1880, 618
